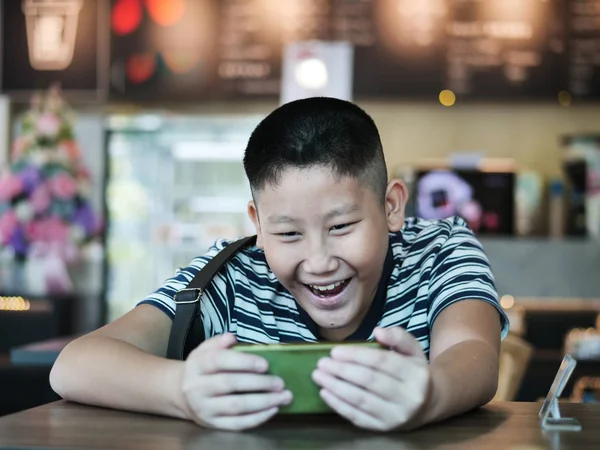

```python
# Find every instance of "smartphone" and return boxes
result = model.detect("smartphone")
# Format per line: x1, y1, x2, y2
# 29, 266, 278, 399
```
234, 341, 383, 414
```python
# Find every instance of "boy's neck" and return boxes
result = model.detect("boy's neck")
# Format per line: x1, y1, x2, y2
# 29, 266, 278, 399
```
318, 325, 357, 342
318, 292, 376, 342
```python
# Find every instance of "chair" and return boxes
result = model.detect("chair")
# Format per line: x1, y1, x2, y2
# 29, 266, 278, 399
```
493, 332, 534, 401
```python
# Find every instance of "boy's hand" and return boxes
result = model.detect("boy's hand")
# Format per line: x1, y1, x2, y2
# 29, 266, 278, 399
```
312, 327, 431, 431
180, 333, 292, 431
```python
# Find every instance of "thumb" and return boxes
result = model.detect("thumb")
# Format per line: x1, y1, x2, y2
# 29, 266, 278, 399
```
374, 327, 425, 360
199, 332, 238, 351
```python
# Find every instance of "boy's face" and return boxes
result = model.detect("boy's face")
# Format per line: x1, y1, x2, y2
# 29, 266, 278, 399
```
248, 166, 407, 341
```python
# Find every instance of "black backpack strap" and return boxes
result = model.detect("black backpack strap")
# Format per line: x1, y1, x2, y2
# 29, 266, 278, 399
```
166, 235, 257, 360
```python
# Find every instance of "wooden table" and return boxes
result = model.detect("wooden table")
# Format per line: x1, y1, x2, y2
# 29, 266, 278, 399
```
0, 401, 599, 449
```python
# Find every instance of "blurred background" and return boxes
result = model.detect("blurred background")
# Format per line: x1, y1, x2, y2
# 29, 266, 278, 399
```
1, 0, 600, 415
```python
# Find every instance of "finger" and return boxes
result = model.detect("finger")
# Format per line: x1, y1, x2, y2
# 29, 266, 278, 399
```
205, 391, 292, 416
211, 406, 279, 431
196, 349, 269, 375
187, 373, 285, 396
329, 345, 418, 380
312, 369, 386, 419
199, 333, 238, 351
319, 389, 386, 431
316, 358, 429, 419
374, 327, 426, 360
316, 357, 397, 399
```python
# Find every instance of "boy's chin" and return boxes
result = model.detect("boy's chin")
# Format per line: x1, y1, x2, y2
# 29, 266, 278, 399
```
303, 303, 360, 332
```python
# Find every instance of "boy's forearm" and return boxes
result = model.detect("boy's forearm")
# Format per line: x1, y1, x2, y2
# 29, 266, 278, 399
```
50, 336, 190, 420
416, 340, 499, 428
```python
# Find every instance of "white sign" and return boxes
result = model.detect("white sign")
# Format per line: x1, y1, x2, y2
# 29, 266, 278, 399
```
280, 41, 353, 105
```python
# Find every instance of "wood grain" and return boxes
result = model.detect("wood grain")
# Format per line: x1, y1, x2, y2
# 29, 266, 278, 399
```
1, 401, 599, 449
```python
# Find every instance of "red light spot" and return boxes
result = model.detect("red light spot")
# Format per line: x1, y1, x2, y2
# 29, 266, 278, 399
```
112, 0, 143, 36
483, 212, 500, 230
144, 0, 186, 27
126, 53, 157, 84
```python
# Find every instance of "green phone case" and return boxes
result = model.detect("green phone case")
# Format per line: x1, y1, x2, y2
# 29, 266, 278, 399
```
234, 341, 382, 414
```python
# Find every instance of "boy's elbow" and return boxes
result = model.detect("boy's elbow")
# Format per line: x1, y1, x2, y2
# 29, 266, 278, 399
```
49, 341, 80, 400
482, 376, 499, 405
49, 352, 70, 399
480, 358, 500, 406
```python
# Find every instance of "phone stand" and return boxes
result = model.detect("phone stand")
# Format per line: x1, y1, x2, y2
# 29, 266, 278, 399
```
538, 354, 582, 432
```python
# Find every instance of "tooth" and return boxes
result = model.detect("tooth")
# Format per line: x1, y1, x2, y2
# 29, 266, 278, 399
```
326, 283, 335, 290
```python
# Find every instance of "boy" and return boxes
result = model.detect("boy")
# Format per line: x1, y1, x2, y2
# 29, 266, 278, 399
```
50, 97, 508, 432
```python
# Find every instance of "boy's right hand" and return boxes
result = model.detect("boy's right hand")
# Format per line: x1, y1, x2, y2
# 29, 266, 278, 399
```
180, 333, 292, 431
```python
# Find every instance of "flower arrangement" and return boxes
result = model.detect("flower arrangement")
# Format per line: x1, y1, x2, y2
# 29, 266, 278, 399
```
0, 84, 100, 292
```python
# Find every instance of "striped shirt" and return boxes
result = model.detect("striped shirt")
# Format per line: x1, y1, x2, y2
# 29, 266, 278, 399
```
138, 216, 509, 357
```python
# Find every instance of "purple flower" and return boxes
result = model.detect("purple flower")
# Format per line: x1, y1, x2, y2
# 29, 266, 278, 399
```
10, 224, 29, 257
19, 166, 42, 194
73, 203, 96, 236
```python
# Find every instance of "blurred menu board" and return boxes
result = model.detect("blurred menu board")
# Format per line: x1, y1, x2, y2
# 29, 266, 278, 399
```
567, 0, 600, 99
335, 0, 447, 97
107, 0, 600, 101
109, 0, 220, 101
444, 0, 566, 99
217, 0, 331, 97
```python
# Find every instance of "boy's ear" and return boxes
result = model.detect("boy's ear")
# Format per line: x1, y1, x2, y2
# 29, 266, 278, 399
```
385, 179, 408, 232
247, 200, 264, 248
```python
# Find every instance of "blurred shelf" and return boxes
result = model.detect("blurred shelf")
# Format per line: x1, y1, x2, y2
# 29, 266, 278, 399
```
11, 336, 76, 366
510, 298, 600, 312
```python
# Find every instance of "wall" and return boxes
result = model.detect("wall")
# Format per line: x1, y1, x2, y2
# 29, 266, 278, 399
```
366, 102, 600, 178
480, 238, 600, 299
101, 100, 600, 179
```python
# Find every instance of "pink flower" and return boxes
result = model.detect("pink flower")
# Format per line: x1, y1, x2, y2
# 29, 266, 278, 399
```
0, 210, 17, 245
26, 216, 69, 244
48, 173, 77, 199
30, 184, 52, 213
36, 113, 61, 137
0, 172, 24, 201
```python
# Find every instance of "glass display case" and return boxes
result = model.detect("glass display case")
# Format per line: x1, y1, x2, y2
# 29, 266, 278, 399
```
104, 114, 261, 321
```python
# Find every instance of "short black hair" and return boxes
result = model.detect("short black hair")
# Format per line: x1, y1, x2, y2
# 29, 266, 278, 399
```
243, 97, 388, 202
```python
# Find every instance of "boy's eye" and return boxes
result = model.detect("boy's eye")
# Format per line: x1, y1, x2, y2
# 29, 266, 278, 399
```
330, 223, 351, 232
278, 231, 299, 238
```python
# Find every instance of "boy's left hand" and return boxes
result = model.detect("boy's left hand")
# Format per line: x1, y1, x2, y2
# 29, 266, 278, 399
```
312, 327, 431, 431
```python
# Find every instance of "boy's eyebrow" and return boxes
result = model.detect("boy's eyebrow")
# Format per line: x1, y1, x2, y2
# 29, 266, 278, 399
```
267, 215, 297, 225
324, 203, 360, 220
266, 204, 360, 225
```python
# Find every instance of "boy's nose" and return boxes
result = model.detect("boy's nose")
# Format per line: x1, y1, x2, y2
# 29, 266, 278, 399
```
303, 246, 339, 275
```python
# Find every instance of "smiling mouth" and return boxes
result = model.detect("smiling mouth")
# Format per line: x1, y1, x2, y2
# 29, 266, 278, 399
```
305, 278, 351, 297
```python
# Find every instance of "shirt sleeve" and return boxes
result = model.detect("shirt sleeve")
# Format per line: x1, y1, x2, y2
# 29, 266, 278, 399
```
427, 217, 510, 339
136, 239, 236, 338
